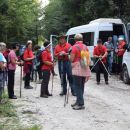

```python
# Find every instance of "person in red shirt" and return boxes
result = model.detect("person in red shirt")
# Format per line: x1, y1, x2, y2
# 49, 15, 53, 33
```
23, 40, 35, 89
40, 41, 55, 98
93, 39, 108, 85
115, 37, 126, 74
54, 34, 75, 96
70, 34, 91, 110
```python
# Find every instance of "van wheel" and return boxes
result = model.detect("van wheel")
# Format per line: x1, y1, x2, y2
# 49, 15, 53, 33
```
123, 66, 130, 84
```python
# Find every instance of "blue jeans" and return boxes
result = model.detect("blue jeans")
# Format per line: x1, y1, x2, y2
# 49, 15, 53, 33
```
0, 72, 4, 99
107, 55, 113, 72
73, 75, 85, 105
58, 60, 75, 94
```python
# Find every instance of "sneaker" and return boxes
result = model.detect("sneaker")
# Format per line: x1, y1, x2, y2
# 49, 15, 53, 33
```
105, 81, 109, 85
59, 92, 66, 96
24, 86, 33, 89
9, 95, 17, 99
97, 82, 100, 85
71, 102, 78, 107
40, 94, 48, 98
72, 105, 85, 110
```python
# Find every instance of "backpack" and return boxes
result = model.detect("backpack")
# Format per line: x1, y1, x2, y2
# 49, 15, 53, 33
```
75, 45, 90, 69
36, 50, 44, 67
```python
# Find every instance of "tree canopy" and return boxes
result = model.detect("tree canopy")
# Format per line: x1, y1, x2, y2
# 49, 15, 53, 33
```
42, 0, 130, 38
0, 0, 42, 44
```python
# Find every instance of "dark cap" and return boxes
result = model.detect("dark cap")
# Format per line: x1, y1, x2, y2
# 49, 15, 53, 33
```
58, 33, 67, 39
97, 39, 102, 44
44, 41, 51, 48
11, 42, 19, 49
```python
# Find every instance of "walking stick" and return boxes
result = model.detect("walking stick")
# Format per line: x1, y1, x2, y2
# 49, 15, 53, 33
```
100, 59, 111, 77
91, 58, 101, 71
66, 82, 70, 104
51, 74, 54, 95
20, 66, 22, 98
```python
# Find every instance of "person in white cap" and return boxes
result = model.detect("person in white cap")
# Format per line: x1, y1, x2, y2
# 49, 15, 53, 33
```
115, 37, 126, 75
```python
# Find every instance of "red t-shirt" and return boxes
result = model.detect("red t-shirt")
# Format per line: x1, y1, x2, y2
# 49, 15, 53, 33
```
93, 45, 107, 63
41, 49, 53, 71
71, 41, 89, 62
54, 42, 71, 61
117, 41, 126, 56
23, 49, 34, 64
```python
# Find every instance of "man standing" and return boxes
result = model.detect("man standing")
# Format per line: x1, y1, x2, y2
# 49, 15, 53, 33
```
8, 43, 21, 99
104, 37, 114, 73
93, 39, 108, 85
40, 41, 54, 98
54, 34, 75, 96
115, 37, 126, 75
70, 34, 91, 110
23, 40, 34, 89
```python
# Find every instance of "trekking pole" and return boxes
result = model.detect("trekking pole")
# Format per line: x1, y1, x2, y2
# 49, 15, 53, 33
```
66, 82, 70, 104
100, 59, 111, 77
20, 65, 22, 98
91, 58, 101, 71
51, 73, 54, 95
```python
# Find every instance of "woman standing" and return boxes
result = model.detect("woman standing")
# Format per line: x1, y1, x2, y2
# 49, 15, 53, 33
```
40, 41, 55, 98
23, 40, 34, 89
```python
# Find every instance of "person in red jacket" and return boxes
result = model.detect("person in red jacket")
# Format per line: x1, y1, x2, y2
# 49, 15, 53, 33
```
40, 41, 55, 98
93, 39, 108, 85
23, 40, 35, 89
54, 34, 75, 96
115, 37, 126, 74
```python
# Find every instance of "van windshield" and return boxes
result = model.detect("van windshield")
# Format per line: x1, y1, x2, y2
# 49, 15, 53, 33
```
99, 31, 113, 43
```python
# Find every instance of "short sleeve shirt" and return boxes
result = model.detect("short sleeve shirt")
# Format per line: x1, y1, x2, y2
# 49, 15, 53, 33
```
8, 50, 17, 70
54, 42, 71, 61
23, 49, 34, 64
71, 41, 89, 62
41, 50, 52, 71
93, 45, 107, 63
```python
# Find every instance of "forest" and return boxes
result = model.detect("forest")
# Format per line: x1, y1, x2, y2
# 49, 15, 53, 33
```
0, 0, 130, 44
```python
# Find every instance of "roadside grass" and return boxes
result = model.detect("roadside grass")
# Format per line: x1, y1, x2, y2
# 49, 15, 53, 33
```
0, 92, 41, 130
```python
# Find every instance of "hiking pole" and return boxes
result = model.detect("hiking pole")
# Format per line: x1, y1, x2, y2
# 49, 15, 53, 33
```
20, 65, 22, 98
99, 59, 111, 77
66, 82, 70, 104
51, 74, 54, 95
91, 58, 101, 71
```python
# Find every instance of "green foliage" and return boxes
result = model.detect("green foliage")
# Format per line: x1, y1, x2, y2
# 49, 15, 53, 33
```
43, 0, 130, 38
0, 0, 42, 45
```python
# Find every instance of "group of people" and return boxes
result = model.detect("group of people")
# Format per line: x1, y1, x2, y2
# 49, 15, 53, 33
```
0, 33, 126, 110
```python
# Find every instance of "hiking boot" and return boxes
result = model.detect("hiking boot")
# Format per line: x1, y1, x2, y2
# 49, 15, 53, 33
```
105, 81, 109, 85
24, 86, 33, 89
40, 94, 48, 98
72, 105, 85, 110
47, 93, 52, 96
9, 95, 17, 99
59, 92, 66, 96
71, 102, 78, 107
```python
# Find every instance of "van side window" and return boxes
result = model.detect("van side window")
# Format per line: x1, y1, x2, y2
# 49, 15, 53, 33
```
82, 32, 94, 46
68, 35, 75, 45
99, 31, 113, 43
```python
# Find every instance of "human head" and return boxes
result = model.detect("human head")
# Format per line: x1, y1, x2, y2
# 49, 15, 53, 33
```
11, 42, 19, 51
34, 45, 41, 51
58, 34, 67, 44
0, 42, 6, 53
26, 40, 32, 49
44, 41, 51, 51
108, 37, 112, 42
97, 39, 103, 47
118, 37, 124, 43
74, 33, 83, 41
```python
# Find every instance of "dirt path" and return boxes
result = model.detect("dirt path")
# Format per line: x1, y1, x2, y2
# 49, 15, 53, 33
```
12, 67, 130, 130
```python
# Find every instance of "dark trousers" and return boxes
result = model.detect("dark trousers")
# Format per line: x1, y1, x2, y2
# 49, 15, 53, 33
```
8, 70, 15, 97
58, 60, 75, 94
40, 70, 50, 95
37, 65, 42, 80
24, 64, 32, 87
95, 62, 108, 83
73, 75, 85, 105
117, 56, 123, 73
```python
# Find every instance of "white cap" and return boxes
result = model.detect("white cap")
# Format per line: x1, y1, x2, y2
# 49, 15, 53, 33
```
118, 37, 124, 41
27, 40, 32, 43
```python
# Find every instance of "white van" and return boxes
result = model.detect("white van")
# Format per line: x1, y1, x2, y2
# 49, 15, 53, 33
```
122, 23, 130, 84
66, 18, 128, 65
